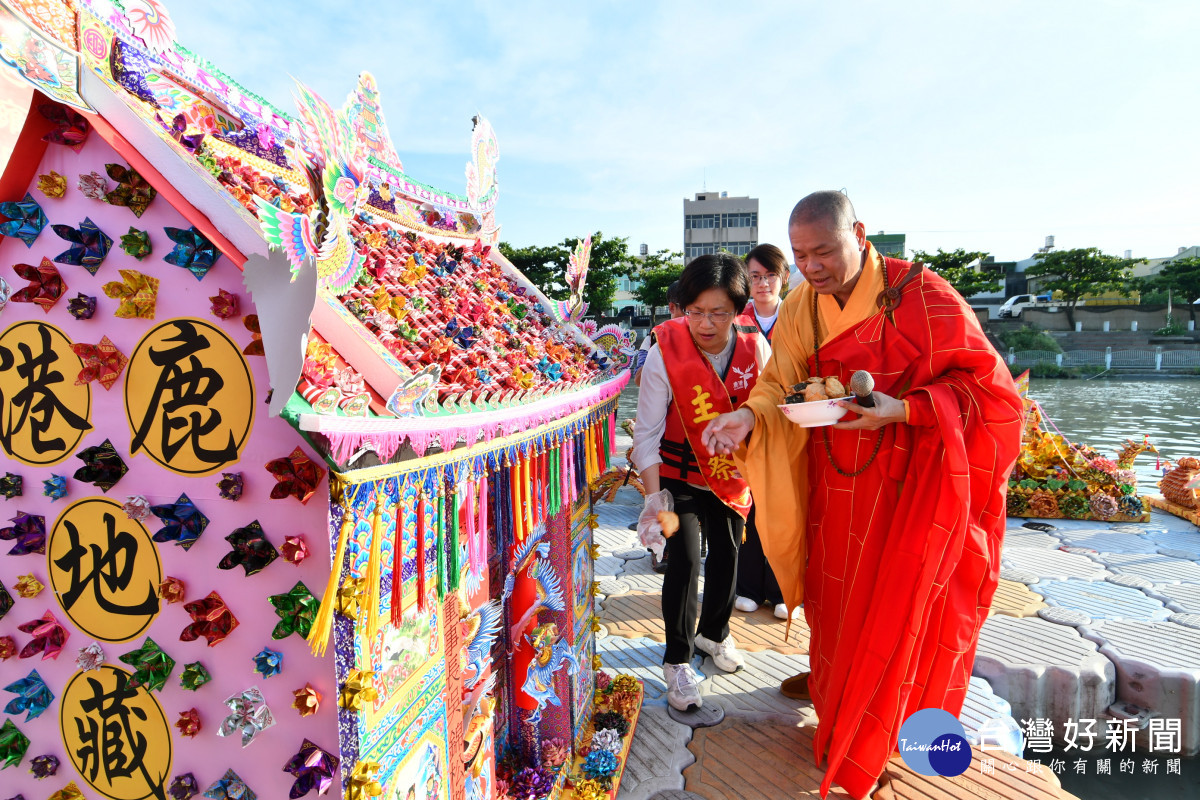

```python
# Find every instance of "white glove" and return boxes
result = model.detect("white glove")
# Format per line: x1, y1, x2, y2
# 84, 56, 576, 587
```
638, 489, 674, 559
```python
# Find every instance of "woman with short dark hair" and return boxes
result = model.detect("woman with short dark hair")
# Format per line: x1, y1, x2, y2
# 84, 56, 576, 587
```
632, 252, 770, 712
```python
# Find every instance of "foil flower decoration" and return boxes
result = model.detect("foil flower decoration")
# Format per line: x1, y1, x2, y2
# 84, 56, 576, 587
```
346, 761, 382, 800
180, 591, 239, 646
217, 687, 275, 747
120, 227, 152, 259
0, 512, 45, 555
175, 708, 201, 737
1091, 492, 1119, 519
11, 258, 66, 313
252, 647, 282, 678
37, 171, 67, 198
589, 728, 623, 755
103, 269, 159, 319
217, 472, 245, 501
30, 753, 59, 778
210, 289, 239, 319
281, 535, 309, 565
170, 773, 200, 800
119, 637, 175, 691
77, 170, 109, 199
67, 292, 96, 320
269, 582, 318, 640
123, 495, 152, 521
179, 661, 212, 691
50, 782, 86, 800
203, 768, 257, 800
283, 739, 340, 797
242, 315, 264, 356
75, 642, 104, 671
41, 104, 90, 151
72, 338, 128, 391
0, 636, 15, 659
163, 226, 217, 281
17, 611, 68, 660
160, 114, 205, 153
218, 521, 279, 576
105, 163, 158, 217
43, 475, 67, 501
72, 439, 128, 491
158, 576, 186, 604
14, 574, 41, 598
150, 493, 209, 550
292, 683, 320, 717
52, 217, 112, 275
0, 194, 48, 247
1, 473, 21, 500
338, 669, 378, 710
266, 447, 325, 505
0, 582, 11, 620
541, 737, 570, 768
0, 718, 30, 768
582, 749, 619, 779
3, 669, 54, 721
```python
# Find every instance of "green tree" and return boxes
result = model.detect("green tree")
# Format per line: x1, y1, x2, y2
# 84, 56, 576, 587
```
498, 232, 636, 315
631, 249, 684, 326
1024, 248, 1138, 328
1140, 256, 1200, 324
911, 248, 999, 300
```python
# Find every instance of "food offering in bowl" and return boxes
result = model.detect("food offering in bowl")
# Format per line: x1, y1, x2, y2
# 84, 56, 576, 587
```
779, 376, 850, 427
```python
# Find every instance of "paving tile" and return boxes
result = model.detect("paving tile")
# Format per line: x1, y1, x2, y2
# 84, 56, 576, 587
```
698, 649, 815, 724
614, 705, 694, 800
1146, 583, 1200, 614
595, 554, 628, 577
682, 721, 855, 799
990, 579, 1048, 618
973, 615, 1116, 733
600, 591, 808, 654
1029, 579, 1172, 622
596, 635, 704, 707
598, 578, 632, 598
668, 703, 725, 728
1144, 529, 1200, 560
960, 676, 1024, 757
1109, 520, 1171, 536
1054, 530, 1160, 555
1083, 619, 1200, 756
1095, 552, 1200, 585
875, 745, 1077, 800
643, 792, 705, 800
1002, 532, 1065, 550
1000, 548, 1112, 582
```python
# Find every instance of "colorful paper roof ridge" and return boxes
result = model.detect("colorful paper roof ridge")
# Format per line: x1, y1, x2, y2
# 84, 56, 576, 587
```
0, 0, 629, 469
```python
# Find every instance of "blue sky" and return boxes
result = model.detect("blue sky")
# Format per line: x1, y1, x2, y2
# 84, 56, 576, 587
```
169, 1, 1200, 263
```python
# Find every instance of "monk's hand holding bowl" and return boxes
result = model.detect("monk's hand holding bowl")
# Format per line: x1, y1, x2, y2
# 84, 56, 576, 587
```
832, 391, 906, 430
702, 407, 755, 455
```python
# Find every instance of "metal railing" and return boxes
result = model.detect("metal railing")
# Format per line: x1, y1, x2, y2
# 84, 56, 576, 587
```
1008, 346, 1200, 370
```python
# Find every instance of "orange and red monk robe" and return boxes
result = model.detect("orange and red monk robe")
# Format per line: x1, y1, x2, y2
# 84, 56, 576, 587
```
735, 244, 1022, 798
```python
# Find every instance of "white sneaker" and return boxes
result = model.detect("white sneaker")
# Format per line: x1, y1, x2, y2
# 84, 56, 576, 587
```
774, 603, 801, 620
663, 663, 702, 711
734, 596, 759, 613
694, 633, 745, 673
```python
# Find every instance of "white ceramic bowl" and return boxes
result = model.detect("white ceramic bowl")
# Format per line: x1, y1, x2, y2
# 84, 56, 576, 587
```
778, 398, 848, 427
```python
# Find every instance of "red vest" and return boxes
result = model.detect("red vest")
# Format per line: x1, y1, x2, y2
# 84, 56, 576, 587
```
655, 317, 759, 516
736, 310, 773, 342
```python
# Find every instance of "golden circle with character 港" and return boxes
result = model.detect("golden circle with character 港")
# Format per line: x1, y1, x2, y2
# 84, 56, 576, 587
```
124, 317, 255, 476
60, 664, 173, 800
48, 497, 162, 642
0, 320, 93, 466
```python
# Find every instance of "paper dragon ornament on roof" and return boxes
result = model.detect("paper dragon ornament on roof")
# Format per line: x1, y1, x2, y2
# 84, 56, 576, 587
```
254, 81, 368, 293
555, 235, 591, 325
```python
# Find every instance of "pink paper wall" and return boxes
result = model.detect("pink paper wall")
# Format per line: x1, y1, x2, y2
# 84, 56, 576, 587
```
0, 121, 338, 798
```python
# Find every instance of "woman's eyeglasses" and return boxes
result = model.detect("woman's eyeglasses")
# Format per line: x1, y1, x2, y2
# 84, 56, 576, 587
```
749, 273, 780, 285
683, 310, 734, 323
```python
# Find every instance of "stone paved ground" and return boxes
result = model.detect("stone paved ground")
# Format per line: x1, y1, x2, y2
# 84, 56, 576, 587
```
596, 432, 1200, 799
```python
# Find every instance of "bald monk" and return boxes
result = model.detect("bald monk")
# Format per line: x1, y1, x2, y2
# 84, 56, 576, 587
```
701, 191, 1022, 798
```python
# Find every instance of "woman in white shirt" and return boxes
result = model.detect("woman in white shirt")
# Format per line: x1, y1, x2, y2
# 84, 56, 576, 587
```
632, 253, 771, 712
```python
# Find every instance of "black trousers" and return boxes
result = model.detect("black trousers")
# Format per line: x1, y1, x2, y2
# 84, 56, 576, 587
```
660, 476, 743, 664
735, 506, 783, 605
